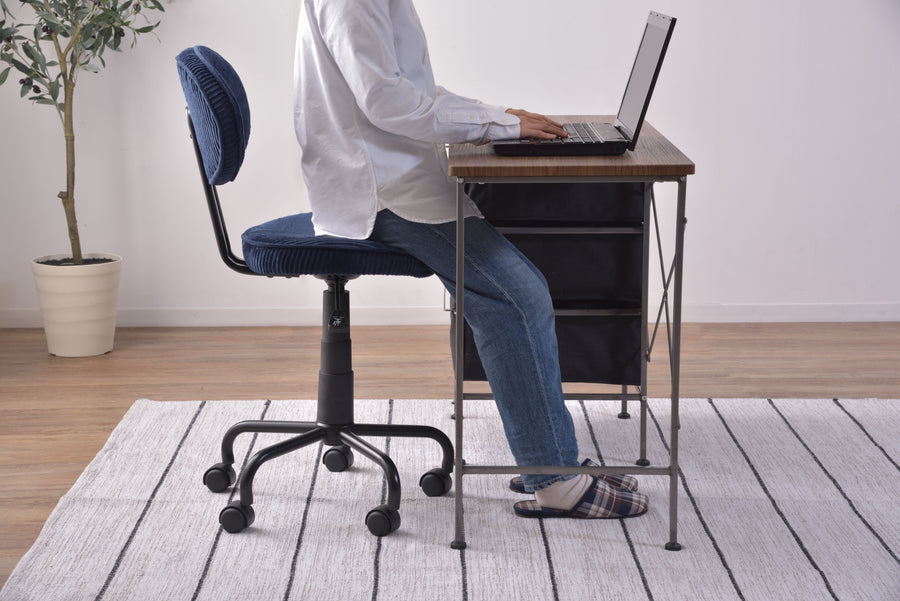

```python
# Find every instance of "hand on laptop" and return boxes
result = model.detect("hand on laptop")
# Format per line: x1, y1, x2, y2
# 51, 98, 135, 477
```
505, 109, 567, 140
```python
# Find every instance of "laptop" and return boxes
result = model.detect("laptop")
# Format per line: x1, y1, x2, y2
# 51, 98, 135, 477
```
492, 11, 676, 157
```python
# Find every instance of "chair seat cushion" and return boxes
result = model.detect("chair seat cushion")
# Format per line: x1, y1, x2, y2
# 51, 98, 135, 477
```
242, 213, 433, 278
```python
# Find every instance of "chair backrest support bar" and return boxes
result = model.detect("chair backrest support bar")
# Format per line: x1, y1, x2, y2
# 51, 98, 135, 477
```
187, 110, 257, 276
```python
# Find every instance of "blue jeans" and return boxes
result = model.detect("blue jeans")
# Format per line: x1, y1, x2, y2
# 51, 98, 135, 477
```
370, 209, 579, 491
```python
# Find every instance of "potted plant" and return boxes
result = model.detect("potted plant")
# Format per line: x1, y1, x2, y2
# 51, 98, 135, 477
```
0, 0, 164, 356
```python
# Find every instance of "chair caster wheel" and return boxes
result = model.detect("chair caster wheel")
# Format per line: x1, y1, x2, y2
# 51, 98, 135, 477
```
203, 463, 236, 492
323, 445, 354, 472
220, 501, 255, 533
419, 468, 452, 497
365, 504, 401, 536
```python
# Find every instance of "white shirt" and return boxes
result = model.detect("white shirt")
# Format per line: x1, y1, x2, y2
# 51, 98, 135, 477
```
293, 0, 521, 239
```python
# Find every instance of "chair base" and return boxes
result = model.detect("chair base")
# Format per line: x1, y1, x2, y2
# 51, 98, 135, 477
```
204, 276, 454, 536
205, 419, 454, 534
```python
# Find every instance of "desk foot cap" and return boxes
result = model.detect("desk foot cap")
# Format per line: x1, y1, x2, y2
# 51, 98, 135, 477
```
665, 542, 683, 552
451, 540, 467, 550
636, 458, 650, 467
618, 412, 631, 419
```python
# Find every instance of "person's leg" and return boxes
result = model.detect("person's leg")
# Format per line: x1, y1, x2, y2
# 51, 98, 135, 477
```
370, 210, 577, 491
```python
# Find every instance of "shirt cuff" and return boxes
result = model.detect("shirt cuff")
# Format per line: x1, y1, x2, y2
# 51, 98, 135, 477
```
484, 107, 520, 142
486, 120, 521, 142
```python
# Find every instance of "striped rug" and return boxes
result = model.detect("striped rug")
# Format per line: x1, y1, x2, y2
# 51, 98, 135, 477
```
2, 398, 897, 601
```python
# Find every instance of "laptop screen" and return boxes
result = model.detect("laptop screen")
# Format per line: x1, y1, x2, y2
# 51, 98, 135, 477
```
615, 12, 676, 149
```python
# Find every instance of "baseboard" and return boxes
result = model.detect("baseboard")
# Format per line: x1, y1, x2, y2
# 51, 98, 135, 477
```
681, 302, 900, 323
3, 302, 899, 328
0, 307, 453, 328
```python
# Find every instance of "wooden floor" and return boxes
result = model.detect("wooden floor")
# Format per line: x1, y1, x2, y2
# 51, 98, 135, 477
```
2, 322, 899, 587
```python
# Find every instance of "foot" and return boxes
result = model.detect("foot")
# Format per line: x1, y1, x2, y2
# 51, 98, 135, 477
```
508, 458, 639, 494
513, 476, 649, 519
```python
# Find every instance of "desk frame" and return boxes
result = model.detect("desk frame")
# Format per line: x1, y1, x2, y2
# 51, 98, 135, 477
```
449, 169, 688, 551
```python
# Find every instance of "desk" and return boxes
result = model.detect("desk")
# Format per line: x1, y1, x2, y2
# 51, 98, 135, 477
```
448, 117, 695, 550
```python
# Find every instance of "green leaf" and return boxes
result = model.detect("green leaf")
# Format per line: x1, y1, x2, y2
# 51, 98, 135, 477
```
11, 58, 32, 76
81, 63, 100, 73
11, 57, 29, 72
35, 10, 63, 27
21, 42, 39, 64
0, 65, 9, 85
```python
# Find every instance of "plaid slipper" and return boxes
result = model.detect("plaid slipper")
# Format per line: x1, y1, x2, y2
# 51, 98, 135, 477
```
508, 458, 639, 494
513, 476, 649, 519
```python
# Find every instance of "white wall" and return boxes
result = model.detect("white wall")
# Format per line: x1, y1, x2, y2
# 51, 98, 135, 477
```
2, 0, 899, 327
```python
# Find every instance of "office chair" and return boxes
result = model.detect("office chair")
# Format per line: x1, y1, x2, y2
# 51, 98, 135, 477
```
175, 45, 454, 536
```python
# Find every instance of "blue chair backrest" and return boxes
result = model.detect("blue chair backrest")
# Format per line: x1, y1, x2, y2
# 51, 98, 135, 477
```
176, 46, 251, 185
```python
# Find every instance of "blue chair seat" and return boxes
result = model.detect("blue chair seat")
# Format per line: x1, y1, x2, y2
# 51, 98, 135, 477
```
242, 213, 432, 278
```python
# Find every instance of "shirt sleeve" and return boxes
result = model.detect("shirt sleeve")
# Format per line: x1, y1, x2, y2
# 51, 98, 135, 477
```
434, 85, 521, 141
314, 0, 520, 144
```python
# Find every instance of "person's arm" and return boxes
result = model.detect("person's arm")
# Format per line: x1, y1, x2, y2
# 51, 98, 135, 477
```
435, 86, 566, 140
316, 0, 563, 143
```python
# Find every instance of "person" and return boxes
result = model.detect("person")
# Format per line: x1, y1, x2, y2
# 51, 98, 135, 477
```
293, 0, 648, 519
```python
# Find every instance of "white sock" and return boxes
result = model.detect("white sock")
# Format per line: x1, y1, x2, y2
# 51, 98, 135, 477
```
534, 474, 592, 510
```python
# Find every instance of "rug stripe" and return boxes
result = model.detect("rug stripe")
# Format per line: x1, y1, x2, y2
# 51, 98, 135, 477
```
641, 398, 822, 601
94, 400, 207, 601
759, 398, 900, 600
456, 399, 558, 600
375, 398, 464, 600
832, 399, 900, 471
459, 548, 469, 601
708, 399, 840, 601
192, 400, 326, 601
192, 400, 273, 601
280, 399, 384, 600
710, 398, 900, 600
370, 398, 394, 601
577, 400, 743, 601
281, 440, 324, 601
646, 403, 745, 601
578, 400, 654, 601
768, 399, 899, 565
537, 518, 561, 601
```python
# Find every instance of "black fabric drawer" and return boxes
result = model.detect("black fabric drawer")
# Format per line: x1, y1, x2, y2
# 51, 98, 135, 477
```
501, 233, 642, 305
467, 182, 645, 226
458, 315, 642, 386
456, 182, 647, 387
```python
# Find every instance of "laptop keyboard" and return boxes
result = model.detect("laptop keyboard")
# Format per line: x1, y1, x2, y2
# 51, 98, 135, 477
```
536, 122, 609, 144
564, 123, 603, 142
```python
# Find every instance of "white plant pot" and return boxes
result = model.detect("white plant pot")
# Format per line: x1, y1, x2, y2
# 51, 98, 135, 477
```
31, 253, 123, 357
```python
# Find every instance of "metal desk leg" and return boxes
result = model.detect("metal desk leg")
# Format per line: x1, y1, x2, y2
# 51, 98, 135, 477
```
637, 182, 653, 466
665, 176, 687, 551
451, 178, 467, 550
